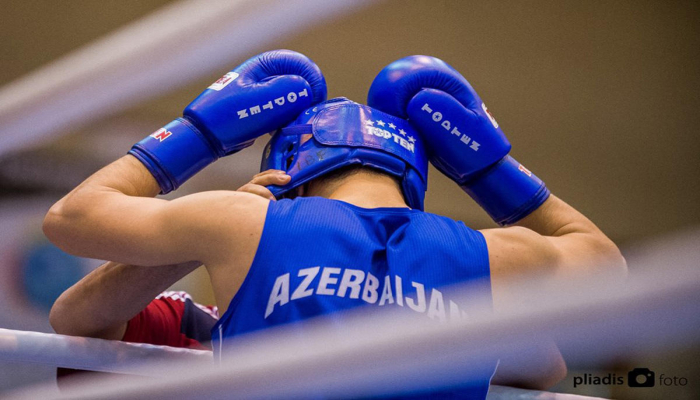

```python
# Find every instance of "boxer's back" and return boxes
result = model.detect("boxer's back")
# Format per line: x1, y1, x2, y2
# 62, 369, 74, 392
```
213, 197, 494, 398
214, 197, 490, 338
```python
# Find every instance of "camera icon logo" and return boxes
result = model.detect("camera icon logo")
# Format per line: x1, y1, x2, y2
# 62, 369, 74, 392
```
628, 368, 655, 387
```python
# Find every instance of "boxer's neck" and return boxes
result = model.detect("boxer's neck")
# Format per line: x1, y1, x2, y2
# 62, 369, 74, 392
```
305, 171, 409, 209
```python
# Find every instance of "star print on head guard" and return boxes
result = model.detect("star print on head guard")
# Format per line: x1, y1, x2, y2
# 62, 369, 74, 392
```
260, 97, 429, 210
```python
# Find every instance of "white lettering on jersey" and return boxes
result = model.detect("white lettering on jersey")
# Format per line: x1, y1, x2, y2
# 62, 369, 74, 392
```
405, 281, 426, 313
450, 300, 462, 321
264, 267, 472, 322
362, 272, 380, 304
317, 267, 341, 295
337, 269, 365, 298
265, 273, 290, 318
378, 275, 395, 306
395, 275, 404, 306
427, 288, 446, 322
291, 267, 319, 300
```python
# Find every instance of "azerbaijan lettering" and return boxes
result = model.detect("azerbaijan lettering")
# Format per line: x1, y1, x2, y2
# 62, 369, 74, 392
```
265, 266, 468, 322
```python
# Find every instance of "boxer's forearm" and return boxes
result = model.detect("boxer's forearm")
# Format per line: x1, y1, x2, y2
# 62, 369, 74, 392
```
513, 194, 600, 237
50, 261, 200, 340
62, 155, 160, 199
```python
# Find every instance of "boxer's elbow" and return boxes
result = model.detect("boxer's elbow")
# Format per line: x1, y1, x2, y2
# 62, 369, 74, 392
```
492, 345, 568, 390
49, 292, 106, 338
43, 200, 62, 239
605, 242, 627, 276
43, 196, 86, 255
49, 294, 77, 336
589, 235, 628, 277
50, 282, 128, 340
557, 231, 627, 278
43, 202, 71, 252
526, 357, 568, 390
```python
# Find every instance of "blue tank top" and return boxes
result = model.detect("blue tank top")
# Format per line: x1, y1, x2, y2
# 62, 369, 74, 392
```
212, 197, 495, 399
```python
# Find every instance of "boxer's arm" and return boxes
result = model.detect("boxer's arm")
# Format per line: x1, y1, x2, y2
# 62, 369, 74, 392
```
483, 195, 623, 390
48, 170, 286, 340
45, 51, 323, 266
482, 194, 626, 283
368, 56, 620, 391
43, 155, 268, 267
49, 261, 199, 340
367, 55, 625, 276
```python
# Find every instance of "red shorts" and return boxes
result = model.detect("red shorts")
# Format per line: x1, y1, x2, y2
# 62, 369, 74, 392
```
57, 291, 217, 385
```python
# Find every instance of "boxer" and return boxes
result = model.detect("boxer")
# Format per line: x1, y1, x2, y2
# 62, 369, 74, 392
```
44, 51, 625, 397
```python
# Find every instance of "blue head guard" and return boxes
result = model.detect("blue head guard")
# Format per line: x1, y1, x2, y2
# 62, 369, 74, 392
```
261, 98, 429, 210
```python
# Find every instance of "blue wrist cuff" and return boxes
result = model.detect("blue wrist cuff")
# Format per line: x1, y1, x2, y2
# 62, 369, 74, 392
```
461, 155, 550, 226
129, 118, 218, 194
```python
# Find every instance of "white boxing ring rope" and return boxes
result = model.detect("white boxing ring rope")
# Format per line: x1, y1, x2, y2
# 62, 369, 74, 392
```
0, 331, 600, 400
0, 328, 211, 376
2, 229, 698, 400
0, 0, 377, 156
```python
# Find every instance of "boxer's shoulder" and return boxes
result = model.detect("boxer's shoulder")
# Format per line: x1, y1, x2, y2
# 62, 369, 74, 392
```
170, 189, 269, 225
161, 190, 269, 265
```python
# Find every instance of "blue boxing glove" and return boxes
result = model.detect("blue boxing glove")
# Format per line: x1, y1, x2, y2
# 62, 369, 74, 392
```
130, 50, 327, 194
368, 55, 549, 225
